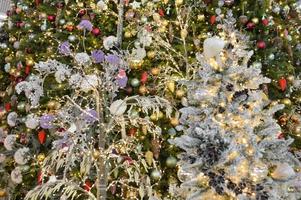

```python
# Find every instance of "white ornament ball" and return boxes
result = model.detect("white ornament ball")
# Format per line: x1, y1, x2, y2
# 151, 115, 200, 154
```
68, 35, 76, 42
203, 37, 225, 59
271, 163, 296, 180
109, 100, 127, 116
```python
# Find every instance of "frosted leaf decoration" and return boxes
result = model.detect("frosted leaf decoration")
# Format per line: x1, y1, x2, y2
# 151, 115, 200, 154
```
40, 114, 55, 129
109, 100, 127, 116
11, 167, 23, 184
271, 163, 296, 180
7, 112, 18, 127
103, 36, 118, 50
4, 135, 16, 150
203, 37, 225, 59
14, 147, 30, 165
25, 114, 39, 129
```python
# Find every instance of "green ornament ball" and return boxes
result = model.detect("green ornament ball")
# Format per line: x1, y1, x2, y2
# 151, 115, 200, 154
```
17, 101, 26, 112
150, 169, 161, 181
130, 78, 140, 87
166, 156, 177, 168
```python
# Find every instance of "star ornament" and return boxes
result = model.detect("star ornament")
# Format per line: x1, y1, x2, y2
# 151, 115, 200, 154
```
130, 0, 141, 9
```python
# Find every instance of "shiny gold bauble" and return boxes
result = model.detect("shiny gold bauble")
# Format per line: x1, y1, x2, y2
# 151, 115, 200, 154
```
124, 31, 132, 38
147, 51, 156, 59
251, 17, 259, 24
130, 59, 143, 69
37, 153, 45, 163
151, 67, 160, 76
47, 100, 57, 110
287, 75, 295, 82
281, 98, 292, 106
26, 58, 35, 66
175, 89, 185, 98
197, 173, 209, 188
170, 117, 179, 126
166, 80, 175, 93
5, 56, 13, 63
294, 125, 301, 135
9, 68, 17, 76
138, 85, 148, 95
0, 189, 6, 197
197, 14, 205, 21
150, 113, 158, 121
9, 37, 16, 43
180, 29, 188, 39
157, 111, 164, 119
92, 150, 100, 159
15, 51, 23, 58
175, 0, 183, 6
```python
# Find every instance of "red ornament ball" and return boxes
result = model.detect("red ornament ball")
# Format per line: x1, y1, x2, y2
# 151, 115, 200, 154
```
91, 27, 101, 36
78, 9, 86, 17
278, 77, 287, 91
256, 40, 266, 49
246, 22, 255, 30
47, 15, 56, 22
210, 15, 216, 25
262, 18, 269, 26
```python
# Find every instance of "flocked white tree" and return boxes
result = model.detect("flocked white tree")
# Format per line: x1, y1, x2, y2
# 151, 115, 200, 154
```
170, 11, 301, 200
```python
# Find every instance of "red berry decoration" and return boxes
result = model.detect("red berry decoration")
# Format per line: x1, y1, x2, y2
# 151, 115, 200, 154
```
127, 127, 137, 136
140, 71, 148, 84
47, 15, 56, 22
78, 9, 86, 17
25, 65, 31, 75
210, 15, 216, 25
158, 8, 165, 17
91, 27, 101, 36
278, 77, 287, 91
16, 21, 24, 28
246, 22, 255, 30
66, 25, 74, 32
38, 130, 47, 144
37, 170, 43, 185
262, 18, 269, 26
83, 180, 92, 191
256, 40, 266, 49
5, 103, 11, 112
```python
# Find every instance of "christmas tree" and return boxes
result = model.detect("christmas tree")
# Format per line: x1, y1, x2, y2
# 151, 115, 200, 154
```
170, 11, 301, 200
0, 1, 179, 199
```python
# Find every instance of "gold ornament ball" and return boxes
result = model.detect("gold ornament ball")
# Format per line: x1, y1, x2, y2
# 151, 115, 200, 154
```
9, 68, 17, 76
92, 150, 100, 159
151, 67, 160, 76
15, 51, 23, 58
47, 100, 57, 110
37, 153, 46, 163
150, 113, 158, 121
124, 31, 132, 38
197, 14, 205, 21
170, 117, 179, 126
281, 98, 292, 106
287, 75, 295, 82
130, 59, 143, 69
5, 56, 13, 63
251, 17, 259, 24
175, 0, 183, 6
0, 189, 6, 197
26, 58, 35, 66
180, 29, 188, 39
139, 85, 148, 95
176, 89, 185, 98
197, 173, 209, 188
294, 125, 301, 135
147, 51, 156, 59
9, 37, 16, 43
